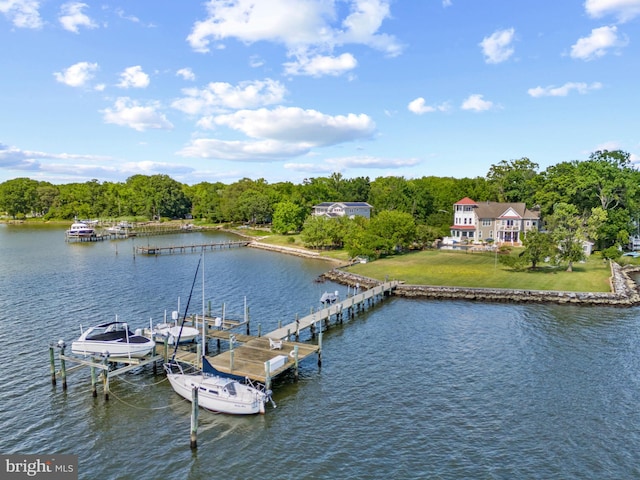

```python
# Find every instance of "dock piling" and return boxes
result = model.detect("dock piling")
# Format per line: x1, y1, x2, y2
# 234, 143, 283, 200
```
59, 342, 67, 390
190, 386, 198, 449
91, 366, 97, 398
102, 353, 110, 401
49, 345, 56, 386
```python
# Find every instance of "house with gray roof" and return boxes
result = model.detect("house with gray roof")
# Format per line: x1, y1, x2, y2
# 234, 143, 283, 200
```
312, 202, 373, 219
449, 197, 540, 245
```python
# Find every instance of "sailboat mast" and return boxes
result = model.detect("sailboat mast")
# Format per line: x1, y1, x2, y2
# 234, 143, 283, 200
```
169, 256, 202, 363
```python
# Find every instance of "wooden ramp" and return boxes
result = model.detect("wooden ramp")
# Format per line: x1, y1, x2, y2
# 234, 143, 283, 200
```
170, 281, 399, 385
266, 281, 399, 340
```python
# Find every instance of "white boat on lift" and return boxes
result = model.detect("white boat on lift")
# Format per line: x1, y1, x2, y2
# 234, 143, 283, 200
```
71, 320, 155, 358
320, 290, 339, 305
66, 221, 96, 238
153, 310, 199, 345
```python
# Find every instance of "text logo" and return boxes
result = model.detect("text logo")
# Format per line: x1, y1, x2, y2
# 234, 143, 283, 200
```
1, 455, 77, 479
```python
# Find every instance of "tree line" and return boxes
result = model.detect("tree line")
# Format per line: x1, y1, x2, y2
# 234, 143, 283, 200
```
1, 150, 638, 264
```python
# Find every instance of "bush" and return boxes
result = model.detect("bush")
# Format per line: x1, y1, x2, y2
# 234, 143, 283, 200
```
601, 246, 621, 261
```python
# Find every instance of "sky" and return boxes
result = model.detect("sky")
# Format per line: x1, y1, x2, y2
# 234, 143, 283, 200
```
1, 0, 639, 186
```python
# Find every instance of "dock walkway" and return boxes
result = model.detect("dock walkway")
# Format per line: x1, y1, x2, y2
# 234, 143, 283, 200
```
135, 240, 249, 255
169, 281, 400, 385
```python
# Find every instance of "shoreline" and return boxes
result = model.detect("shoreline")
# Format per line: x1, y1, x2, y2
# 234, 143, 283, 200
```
320, 263, 640, 307
244, 237, 640, 307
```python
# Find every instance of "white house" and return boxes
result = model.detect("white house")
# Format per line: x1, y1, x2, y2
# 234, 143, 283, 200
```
449, 197, 540, 245
312, 202, 373, 219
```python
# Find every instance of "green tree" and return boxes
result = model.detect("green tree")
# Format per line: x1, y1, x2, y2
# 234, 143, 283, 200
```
0, 178, 39, 218
271, 201, 305, 234
486, 158, 539, 204
301, 215, 334, 249
368, 176, 412, 213
546, 203, 606, 271
365, 210, 416, 256
520, 230, 555, 269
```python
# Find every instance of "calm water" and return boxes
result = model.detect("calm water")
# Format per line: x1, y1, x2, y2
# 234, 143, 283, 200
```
1, 225, 640, 479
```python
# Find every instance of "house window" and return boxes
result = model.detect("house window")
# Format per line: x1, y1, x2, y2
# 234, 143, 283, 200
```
482, 219, 491, 226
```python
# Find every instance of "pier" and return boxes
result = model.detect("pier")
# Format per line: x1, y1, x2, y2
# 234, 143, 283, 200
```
48, 280, 399, 411
168, 280, 400, 388
135, 240, 249, 255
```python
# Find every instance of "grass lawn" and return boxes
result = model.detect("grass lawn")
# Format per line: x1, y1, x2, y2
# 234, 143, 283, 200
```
345, 249, 614, 292
222, 229, 628, 293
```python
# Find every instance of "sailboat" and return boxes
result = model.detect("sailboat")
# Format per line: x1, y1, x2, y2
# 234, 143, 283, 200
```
163, 254, 273, 415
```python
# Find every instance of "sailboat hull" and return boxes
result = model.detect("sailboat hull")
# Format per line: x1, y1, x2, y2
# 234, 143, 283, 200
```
166, 373, 266, 415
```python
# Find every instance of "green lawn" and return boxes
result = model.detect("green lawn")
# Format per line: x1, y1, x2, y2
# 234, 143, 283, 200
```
345, 249, 614, 292
227, 229, 623, 293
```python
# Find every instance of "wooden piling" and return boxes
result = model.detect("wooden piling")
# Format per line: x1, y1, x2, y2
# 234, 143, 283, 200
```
102, 354, 110, 401
317, 321, 322, 369
49, 345, 56, 386
91, 366, 97, 398
264, 360, 272, 392
292, 346, 299, 381
190, 386, 198, 449
60, 344, 67, 390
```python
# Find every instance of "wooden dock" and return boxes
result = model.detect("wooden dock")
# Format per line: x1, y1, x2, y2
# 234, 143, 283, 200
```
168, 281, 400, 385
49, 281, 399, 398
135, 240, 249, 255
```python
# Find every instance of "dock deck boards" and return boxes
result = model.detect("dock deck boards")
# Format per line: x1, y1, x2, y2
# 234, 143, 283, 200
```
170, 281, 399, 383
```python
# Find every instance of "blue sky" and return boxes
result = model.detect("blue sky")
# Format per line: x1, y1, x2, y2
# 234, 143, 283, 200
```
1, 0, 639, 185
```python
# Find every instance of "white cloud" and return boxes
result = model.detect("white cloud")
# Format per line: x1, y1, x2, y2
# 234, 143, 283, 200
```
0, 143, 113, 173
442, 0, 452, 7
117, 66, 150, 88
284, 53, 358, 77
187, 0, 402, 75
461, 94, 494, 112
0, 0, 42, 28
178, 106, 376, 162
408, 97, 450, 114
213, 106, 376, 146
53, 61, 98, 87
102, 97, 173, 131
479, 28, 515, 64
172, 79, 287, 115
59, 2, 97, 33
176, 68, 196, 81
178, 138, 310, 161
121, 161, 194, 175
570, 25, 627, 60
284, 155, 420, 173
330, 155, 420, 168
527, 82, 603, 97
585, 0, 640, 22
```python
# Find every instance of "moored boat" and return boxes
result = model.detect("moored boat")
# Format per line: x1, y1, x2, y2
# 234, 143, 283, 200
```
320, 291, 339, 305
66, 222, 96, 238
164, 358, 272, 415
71, 321, 155, 358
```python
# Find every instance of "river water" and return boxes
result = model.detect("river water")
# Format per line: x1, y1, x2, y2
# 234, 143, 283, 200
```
1, 224, 640, 479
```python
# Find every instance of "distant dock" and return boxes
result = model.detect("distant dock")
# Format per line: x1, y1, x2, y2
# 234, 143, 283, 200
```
135, 240, 249, 255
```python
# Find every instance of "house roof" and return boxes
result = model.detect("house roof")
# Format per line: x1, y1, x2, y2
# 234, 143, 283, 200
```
314, 202, 372, 208
450, 225, 475, 230
455, 198, 540, 220
454, 197, 478, 205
